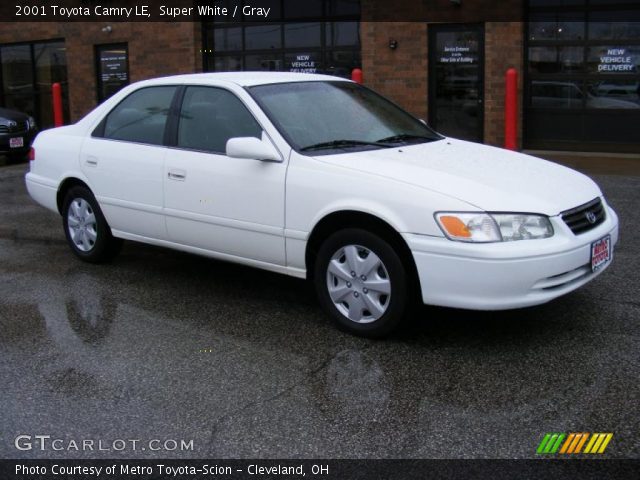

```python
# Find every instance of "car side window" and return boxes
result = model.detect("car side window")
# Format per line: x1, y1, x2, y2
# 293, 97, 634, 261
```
102, 86, 177, 145
177, 86, 262, 154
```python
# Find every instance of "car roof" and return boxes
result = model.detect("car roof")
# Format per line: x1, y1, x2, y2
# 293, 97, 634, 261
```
137, 71, 352, 88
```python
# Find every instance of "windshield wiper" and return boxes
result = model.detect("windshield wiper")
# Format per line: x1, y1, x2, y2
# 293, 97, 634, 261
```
300, 139, 390, 152
376, 134, 437, 145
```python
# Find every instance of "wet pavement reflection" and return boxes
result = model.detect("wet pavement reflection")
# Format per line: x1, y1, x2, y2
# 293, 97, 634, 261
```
1, 165, 639, 459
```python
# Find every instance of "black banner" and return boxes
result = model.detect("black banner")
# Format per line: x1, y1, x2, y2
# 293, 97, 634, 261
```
3, 0, 640, 23
1, 459, 639, 480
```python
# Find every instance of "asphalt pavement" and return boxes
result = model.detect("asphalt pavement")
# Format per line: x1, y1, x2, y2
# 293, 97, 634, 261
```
0, 163, 638, 459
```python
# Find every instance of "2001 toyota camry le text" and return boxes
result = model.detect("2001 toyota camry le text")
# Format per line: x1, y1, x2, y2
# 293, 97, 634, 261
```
25, 72, 619, 337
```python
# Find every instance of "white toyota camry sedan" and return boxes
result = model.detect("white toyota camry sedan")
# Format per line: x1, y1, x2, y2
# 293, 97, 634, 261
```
25, 72, 618, 337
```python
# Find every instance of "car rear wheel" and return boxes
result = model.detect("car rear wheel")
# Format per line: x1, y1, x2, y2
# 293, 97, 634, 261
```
315, 228, 409, 338
62, 186, 122, 263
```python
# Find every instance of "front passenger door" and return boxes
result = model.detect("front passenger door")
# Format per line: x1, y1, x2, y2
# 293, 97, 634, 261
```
163, 86, 286, 265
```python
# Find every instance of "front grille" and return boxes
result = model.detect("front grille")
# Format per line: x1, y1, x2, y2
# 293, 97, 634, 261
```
561, 198, 606, 235
0, 121, 28, 134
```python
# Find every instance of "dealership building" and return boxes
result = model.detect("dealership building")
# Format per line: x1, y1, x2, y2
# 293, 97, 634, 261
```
0, 0, 638, 169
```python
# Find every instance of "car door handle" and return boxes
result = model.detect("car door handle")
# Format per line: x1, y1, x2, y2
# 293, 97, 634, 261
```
167, 169, 187, 181
85, 156, 98, 167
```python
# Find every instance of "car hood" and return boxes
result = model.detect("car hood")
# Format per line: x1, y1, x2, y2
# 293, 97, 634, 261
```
0, 107, 29, 123
315, 138, 602, 216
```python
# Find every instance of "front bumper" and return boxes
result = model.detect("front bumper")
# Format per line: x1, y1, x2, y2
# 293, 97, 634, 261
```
405, 203, 619, 310
0, 130, 36, 155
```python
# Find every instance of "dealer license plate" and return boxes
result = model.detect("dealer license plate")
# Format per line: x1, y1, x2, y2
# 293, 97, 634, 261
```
591, 235, 611, 273
9, 137, 24, 148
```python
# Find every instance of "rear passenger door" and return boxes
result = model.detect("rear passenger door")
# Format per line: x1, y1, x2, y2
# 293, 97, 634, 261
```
81, 86, 177, 239
163, 85, 287, 265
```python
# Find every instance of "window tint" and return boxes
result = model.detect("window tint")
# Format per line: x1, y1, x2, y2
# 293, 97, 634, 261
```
103, 86, 176, 145
178, 87, 262, 153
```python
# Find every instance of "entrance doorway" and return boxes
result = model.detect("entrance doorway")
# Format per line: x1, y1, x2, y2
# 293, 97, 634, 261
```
429, 24, 484, 142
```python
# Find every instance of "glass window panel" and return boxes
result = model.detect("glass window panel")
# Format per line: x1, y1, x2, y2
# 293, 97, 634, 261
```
328, 0, 361, 16
530, 80, 585, 108
326, 22, 360, 47
284, 23, 322, 48
324, 50, 361, 78
589, 15, 640, 40
587, 46, 640, 74
1, 45, 33, 98
529, 46, 584, 74
245, 53, 284, 71
103, 86, 176, 145
587, 80, 640, 109
178, 86, 261, 153
529, 13, 585, 41
244, 25, 282, 50
214, 27, 242, 51
284, 0, 323, 18
2, 94, 36, 118
212, 55, 242, 71
35, 42, 68, 126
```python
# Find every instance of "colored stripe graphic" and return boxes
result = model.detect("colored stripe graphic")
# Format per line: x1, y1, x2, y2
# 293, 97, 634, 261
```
597, 433, 613, 454
536, 434, 552, 454
537, 433, 565, 454
560, 433, 576, 454
574, 433, 590, 453
585, 433, 614, 454
537, 433, 613, 454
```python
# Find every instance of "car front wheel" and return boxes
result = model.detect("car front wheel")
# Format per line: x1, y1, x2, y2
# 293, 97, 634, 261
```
62, 186, 122, 263
315, 228, 409, 338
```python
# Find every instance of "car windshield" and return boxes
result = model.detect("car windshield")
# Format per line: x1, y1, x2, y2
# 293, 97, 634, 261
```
248, 81, 442, 154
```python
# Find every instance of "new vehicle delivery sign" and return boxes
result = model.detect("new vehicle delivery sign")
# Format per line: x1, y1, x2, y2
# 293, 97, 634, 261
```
597, 48, 636, 73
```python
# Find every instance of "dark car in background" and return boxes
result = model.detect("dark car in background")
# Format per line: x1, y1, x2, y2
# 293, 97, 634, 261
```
0, 107, 37, 162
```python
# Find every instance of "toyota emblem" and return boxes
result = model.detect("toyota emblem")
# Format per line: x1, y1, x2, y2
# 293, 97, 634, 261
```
585, 211, 597, 224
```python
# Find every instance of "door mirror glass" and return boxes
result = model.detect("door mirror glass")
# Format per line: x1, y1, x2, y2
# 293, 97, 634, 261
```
226, 136, 281, 162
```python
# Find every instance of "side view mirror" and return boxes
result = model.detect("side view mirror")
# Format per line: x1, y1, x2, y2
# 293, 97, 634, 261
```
226, 136, 282, 162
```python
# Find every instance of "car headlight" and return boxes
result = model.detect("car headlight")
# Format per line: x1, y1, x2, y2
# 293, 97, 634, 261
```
28, 117, 37, 130
435, 212, 553, 243
491, 214, 554, 241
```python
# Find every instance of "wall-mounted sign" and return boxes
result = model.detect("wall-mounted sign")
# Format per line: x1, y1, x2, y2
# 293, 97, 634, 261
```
439, 45, 476, 64
96, 43, 129, 102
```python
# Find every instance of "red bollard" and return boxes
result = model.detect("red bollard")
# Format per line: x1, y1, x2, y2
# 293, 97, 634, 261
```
351, 68, 363, 84
52, 82, 64, 127
504, 68, 518, 150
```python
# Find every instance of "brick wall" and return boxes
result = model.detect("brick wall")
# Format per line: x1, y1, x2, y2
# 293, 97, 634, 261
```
0, 22, 201, 122
361, 22, 429, 121
361, 21, 523, 148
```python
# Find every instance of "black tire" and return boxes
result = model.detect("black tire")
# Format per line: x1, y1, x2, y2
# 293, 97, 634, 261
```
62, 186, 122, 263
314, 228, 409, 338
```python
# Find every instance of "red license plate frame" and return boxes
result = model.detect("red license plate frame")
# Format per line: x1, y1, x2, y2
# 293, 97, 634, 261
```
9, 137, 24, 148
591, 235, 611, 273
